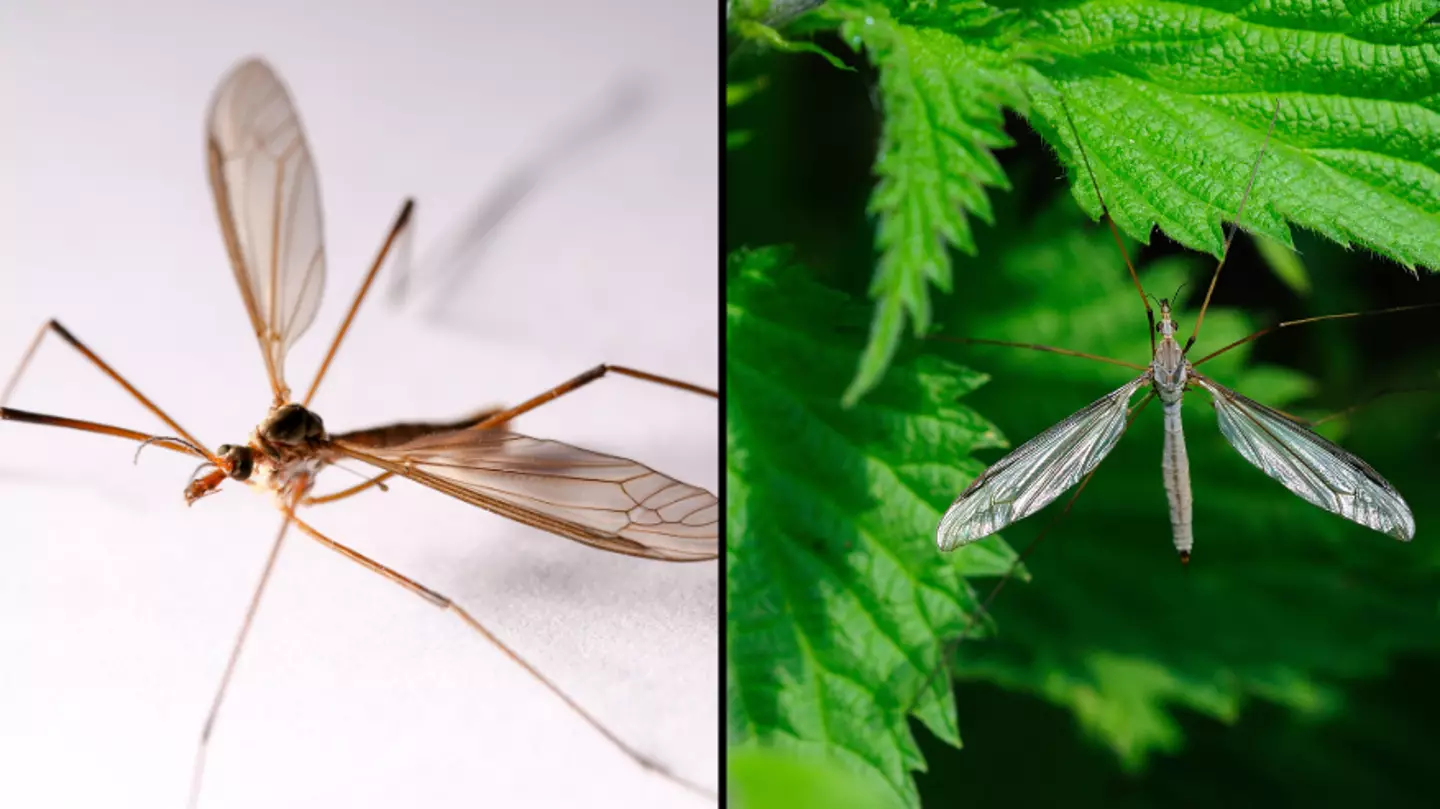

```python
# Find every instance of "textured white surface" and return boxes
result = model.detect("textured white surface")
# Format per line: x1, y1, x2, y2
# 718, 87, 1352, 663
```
0, 2, 718, 808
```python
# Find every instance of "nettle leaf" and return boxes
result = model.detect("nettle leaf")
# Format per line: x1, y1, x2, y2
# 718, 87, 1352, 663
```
727, 247, 1020, 808
805, 0, 1440, 401
1027, 0, 1440, 271
934, 194, 1440, 769
824, 1, 1039, 406
734, 18, 855, 69
730, 0, 853, 68
730, 747, 895, 809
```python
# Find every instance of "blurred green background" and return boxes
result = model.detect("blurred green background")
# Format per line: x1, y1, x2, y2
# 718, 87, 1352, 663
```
727, 31, 1440, 809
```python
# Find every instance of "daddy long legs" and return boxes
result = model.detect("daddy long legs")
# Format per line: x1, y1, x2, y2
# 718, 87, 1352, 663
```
916, 97, 1435, 697
0, 58, 718, 805
940, 98, 1425, 560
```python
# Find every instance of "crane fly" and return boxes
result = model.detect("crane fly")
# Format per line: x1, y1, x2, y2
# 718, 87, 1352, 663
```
936, 98, 1424, 564
0, 58, 717, 803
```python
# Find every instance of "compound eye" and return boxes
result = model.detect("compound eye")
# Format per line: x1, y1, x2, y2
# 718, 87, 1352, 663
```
222, 445, 255, 481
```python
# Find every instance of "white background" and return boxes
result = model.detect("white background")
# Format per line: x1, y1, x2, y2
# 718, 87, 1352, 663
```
0, 2, 718, 807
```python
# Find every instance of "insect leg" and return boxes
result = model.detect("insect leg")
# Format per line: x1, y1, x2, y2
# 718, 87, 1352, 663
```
189, 511, 296, 809
1191, 302, 1440, 366
1057, 95, 1156, 353
1308, 385, 1440, 429
300, 472, 394, 506
314, 364, 711, 503
301, 198, 416, 408
284, 511, 715, 800
0, 407, 208, 461
1184, 100, 1282, 354
1, 319, 213, 459
926, 334, 1145, 370
467, 365, 715, 430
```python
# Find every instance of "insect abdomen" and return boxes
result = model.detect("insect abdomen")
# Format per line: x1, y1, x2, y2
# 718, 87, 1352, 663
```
1162, 401, 1194, 562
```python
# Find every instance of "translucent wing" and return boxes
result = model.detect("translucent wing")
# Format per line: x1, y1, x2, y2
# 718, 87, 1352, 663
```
329, 429, 718, 561
207, 58, 326, 403
1193, 374, 1414, 540
938, 374, 1151, 551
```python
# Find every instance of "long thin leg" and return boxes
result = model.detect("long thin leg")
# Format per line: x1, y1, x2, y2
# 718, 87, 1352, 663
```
1191, 302, 1440, 367
1, 319, 214, 461
1057, 96, 1155, 353
301, 471, 393, 506
284, 511, 713, 799
0, 407, 207, 461
927, 334, 1145, 371
1184, 100, 1282, 354
188, 510, 296, 809
908, 391, 1157, 713
301, 199, 416, 408
470, 364, 716, 431
0, 318, 52, 406
309, 367, 714, 505
1309, 385, 1440, 428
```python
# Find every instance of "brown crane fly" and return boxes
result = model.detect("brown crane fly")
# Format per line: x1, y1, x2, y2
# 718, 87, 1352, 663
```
0, 58, 717, 803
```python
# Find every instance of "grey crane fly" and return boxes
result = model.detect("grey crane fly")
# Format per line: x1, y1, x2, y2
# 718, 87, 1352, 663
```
935, 98, 1416, 562
936, 299, 1415, 561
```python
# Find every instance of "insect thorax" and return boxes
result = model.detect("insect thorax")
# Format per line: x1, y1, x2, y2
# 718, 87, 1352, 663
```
1152, 336, 1189, 404
258, 403, 328, 446
248, 403, 328, 490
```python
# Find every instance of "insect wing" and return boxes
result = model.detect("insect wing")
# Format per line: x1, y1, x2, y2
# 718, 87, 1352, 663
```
207, 58, 326, 403
331, 429, 718, 561
1193, 374, 1414, 540
937, 374, 1150, 550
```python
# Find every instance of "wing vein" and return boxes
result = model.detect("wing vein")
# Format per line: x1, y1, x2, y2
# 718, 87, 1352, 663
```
327, 429, 718, 562
1194, 373, 1413, 540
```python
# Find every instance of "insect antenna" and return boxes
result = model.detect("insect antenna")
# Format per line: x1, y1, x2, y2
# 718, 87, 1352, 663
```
133, 435, 210, 465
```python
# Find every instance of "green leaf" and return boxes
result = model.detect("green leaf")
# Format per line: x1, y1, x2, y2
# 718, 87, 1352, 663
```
733, 19, 855, 70
1026, 0, 1440, 271
804, 0, 1440, 402
1254, 233, 1312, 296
919, 657, 1440, 807
730, 0, 830, 29
730, 129, 758, 150
727, 247, 1020, 808
728, 77, 769, 151
730, 747, 897, 809
728, 76, 771, 107
826, 1, 1038, 406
